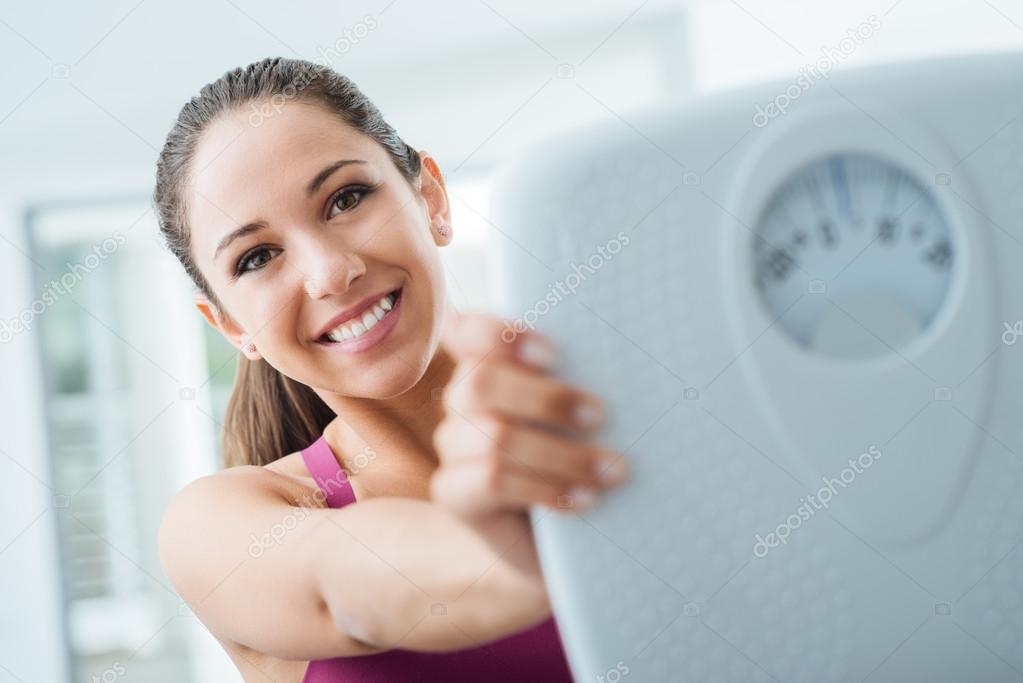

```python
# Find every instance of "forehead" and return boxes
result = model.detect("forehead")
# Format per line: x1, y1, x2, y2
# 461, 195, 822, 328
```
191, 100, 384, 196
186, 100, 388, 263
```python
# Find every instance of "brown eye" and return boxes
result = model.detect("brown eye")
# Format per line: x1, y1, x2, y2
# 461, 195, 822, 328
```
326, 185, 372, 219
235, 247, 278, 276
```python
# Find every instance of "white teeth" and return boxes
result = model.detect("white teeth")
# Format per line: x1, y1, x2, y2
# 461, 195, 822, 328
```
322, 292, 398, 343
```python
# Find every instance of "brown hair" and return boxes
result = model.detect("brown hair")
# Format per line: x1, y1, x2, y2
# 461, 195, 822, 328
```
153, 56, 422, 468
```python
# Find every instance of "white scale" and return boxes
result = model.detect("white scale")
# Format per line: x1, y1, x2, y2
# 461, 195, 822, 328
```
489, 53, 1023, 682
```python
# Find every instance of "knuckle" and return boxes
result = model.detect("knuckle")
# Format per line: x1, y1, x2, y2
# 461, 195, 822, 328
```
430, 469, 463, 511
562, 453, 596, 487
428, 469, 447, 501
540, 385, 578, 422
480, 455, 504, 494
444, 370, 472, 409
465, 361, 499, 400
455, 313, 503, 352
546, 485, 564, 509
432, 418, 456, 455
466, 313, 503, 341
485, 417, 515, 454
582, 443, 607, 471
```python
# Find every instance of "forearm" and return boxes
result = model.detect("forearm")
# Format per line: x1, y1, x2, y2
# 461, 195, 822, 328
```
311, 497, 551, 652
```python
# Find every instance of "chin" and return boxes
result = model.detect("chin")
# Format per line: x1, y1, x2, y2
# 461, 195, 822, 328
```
318, 353, 430, 400
361, 366, 425, 399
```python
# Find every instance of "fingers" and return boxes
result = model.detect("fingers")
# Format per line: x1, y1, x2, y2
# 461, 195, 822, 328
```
430, 461, 560, 516
432, 310, 629, 518
446, 359, 605, 434
442, 310, 558, 372
433, 413, 629, 516
429, 457, 604, 518
497, 425, 624, 489
438, 413, 624, 487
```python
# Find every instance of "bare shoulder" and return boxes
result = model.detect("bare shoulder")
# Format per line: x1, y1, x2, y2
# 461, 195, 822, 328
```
262, 450, 316, 484
262, 451, 332, 507
163, 459, 316, 513
157, 458, 368, 665
156, 461, 325, 593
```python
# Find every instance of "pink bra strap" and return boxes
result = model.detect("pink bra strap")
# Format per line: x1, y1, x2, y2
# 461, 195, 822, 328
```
300, 435, 356, 509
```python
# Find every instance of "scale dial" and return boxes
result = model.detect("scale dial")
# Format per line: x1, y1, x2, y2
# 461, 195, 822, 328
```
753, 153, 955, 359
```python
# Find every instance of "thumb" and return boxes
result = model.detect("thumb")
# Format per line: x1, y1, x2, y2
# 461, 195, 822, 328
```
440, 309, 557, 370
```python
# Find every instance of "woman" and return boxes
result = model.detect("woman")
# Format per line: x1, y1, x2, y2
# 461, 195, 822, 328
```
155, 56, 629, 682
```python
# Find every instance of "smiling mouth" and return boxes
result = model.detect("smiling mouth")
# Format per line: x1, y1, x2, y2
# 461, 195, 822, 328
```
316, 287, 403, 344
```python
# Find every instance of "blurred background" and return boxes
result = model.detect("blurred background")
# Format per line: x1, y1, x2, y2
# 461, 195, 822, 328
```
0, 0, 1020, 680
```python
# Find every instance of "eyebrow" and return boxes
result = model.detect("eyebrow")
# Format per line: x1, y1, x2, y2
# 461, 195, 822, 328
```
306, 158, 367, 196
212, 159, 368, 263
214, 222, 265, 263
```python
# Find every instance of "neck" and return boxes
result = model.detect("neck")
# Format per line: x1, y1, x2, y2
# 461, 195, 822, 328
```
320, 344, 456, 461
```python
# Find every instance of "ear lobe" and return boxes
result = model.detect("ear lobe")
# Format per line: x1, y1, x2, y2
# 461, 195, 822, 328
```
431, 216, 454, 247
239, 339, 261, 360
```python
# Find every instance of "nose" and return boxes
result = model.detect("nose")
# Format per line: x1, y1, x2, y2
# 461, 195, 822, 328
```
300, 238, 366, 300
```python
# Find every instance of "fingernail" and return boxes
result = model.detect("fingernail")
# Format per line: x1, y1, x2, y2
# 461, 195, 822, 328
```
594, 455, 626, 485
519, 338, 556, 369
574, 398, 605, 428
565, 486, 597, 511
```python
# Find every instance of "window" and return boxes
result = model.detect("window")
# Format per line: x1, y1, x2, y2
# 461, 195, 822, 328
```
29, 199, 231, 682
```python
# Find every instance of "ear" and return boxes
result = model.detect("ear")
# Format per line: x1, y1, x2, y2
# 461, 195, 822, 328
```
417, 150, 453, 247
194, 293, 262, 361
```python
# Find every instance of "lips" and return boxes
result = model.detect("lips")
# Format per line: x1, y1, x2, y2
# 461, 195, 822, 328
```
315, 287, 403, 343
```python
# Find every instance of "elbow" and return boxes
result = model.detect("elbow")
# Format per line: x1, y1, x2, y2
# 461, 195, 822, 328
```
308, 518, 386, 650
322, 595, 383, 650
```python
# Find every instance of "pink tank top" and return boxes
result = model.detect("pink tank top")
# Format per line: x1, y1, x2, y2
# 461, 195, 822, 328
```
298, 434, 575, 683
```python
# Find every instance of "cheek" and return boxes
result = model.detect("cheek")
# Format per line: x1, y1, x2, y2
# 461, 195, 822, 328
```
239, 284, 301, 346
362, 209, 437, 278
385, 228, 446, 307
417, 247, 447, 303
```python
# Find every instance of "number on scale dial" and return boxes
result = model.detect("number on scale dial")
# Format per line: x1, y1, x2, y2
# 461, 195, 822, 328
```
752, 153, 955, 358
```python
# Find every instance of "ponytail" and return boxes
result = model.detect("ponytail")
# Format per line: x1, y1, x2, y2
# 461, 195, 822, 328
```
220, 355, 336, 468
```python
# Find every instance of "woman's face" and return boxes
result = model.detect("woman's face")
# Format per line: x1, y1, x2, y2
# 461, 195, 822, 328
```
186, 100, 451, 400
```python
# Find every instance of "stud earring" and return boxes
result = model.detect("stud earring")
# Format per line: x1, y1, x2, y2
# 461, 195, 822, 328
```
435, 217, 452, 238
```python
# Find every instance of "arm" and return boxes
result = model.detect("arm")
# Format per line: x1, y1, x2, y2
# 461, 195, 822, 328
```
157, 466, 550, 662
312, 497, 551, 652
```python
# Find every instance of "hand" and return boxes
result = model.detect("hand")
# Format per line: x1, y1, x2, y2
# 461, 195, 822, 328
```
430, 311, 629, 520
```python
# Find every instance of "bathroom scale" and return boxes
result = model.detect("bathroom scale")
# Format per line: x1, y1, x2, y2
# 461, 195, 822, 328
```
488, 52, 1023, 682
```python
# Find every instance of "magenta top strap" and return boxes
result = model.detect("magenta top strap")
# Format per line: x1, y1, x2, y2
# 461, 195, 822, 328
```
299, 435, 356, 509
